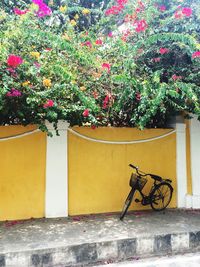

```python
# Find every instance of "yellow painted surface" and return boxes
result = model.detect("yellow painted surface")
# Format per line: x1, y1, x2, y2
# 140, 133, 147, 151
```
68, 127, 177, 215
0, 125, 46, 220
186, 120, 192, 195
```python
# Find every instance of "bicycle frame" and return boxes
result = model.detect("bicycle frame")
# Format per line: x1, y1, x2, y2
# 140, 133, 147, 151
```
129, 164, 165, 206
120, 164, 174, 220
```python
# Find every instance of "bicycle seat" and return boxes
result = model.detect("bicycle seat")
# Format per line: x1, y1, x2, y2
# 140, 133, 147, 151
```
149, 174, 162, 182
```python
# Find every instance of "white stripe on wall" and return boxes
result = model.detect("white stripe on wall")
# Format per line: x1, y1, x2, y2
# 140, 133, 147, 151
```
45, 121, 69, 218
190, 116, 200, 208
175, 123, 187, 208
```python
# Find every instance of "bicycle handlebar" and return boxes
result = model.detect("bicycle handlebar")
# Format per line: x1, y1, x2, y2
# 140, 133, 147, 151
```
129, 164, 138, 169
129, 164, 148, 177
129, 163, 165, 181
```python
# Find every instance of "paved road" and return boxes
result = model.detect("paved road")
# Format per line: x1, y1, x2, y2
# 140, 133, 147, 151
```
96, 253, 200, 267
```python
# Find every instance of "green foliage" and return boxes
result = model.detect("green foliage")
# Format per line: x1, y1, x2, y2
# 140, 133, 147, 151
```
0, 0, 200, 131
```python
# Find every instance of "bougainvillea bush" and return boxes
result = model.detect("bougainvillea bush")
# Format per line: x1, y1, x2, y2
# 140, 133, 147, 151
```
0, 0, 200, 132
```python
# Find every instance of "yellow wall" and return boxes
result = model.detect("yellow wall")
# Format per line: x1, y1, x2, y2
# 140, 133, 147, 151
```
0, 125, 46, 220
68, 127, 177, 215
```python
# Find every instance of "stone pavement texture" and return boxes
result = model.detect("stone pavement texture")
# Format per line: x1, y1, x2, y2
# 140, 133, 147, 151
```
1, 210, 200, 266
96, 252, 200, 267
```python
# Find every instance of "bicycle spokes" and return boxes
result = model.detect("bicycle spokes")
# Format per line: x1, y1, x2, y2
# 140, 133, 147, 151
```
151, 184, 172, 210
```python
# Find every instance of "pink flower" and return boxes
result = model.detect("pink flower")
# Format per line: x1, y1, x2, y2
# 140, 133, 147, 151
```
153, 57, 161, 62
95, 39, 103, 45
14, 8, 29, 15
34, 62, 41, 68
108, 32, 113, 38
159, 48, 169, 54
102, 63, 111, 73
105, 0, 127, 16
174, 10, 183, 19
83, 109, 89, 117
92, 91, 99, 99
82, 41, 92, 49
43, 100, 54, 108
136, 7, 141, 13
6, 68, 16, 73
172, 74, 182, 81
136, 92, 141, 101
135, 19, 148, 32
138, 1, 145, 9
117, 0, 127, 6
192, 51, 200, 59
6, 68, 17, 78
32, 0, 52, 17
6, 88, 22, 97
7, 55, 23, 68
159, 5, 166, 12
32, 0, 43, 4
182, 7, 192, 17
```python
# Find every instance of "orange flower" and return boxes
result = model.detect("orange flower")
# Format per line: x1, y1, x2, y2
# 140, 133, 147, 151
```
43, 78, 52, 88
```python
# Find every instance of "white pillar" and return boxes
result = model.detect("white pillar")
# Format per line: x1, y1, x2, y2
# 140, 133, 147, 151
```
190, 116, 200, 208
45, 121, 69, 218
175, 123, 187, 208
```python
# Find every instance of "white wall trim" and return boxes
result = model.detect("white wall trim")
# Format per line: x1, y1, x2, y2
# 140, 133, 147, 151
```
67, 128, 176, 144
190, 115, 200, 208
45, 121, 69, 218
185, 194, 192, 209
175, 122, 187, 208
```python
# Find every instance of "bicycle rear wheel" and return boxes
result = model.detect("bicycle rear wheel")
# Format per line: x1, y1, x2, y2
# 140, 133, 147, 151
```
150, 182, 173, 211
120, 188, 135, 220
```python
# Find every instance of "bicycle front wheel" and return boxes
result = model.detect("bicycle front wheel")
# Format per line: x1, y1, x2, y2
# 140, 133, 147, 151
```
150, 182, 173, 211
120, 188, 135, 220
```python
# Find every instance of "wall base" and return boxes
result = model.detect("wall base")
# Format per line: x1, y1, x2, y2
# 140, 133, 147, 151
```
185, 194, 200, 209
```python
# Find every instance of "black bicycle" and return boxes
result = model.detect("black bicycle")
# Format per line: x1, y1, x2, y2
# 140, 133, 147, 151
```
120, 164, 173, 220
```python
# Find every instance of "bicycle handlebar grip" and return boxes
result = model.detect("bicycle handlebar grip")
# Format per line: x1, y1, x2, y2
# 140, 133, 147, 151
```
129, 164, 137, 169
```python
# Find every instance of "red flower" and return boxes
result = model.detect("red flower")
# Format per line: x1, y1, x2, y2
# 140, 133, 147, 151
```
182, 7, 192, 17
172, 74, 182, 81
95, 39, 103, 45
192, 51, 200, 59
83, 109, 89, 117
14, 8, 29, 15
159, 5, 166, 12
103, 94, 112, 109
91, 125, 96, 130
135, 19, 148, 32
159, 48, 169, 54
82, 41, 92, 49
43, 100, 54, 108
7, 55, 23, 68
102, 63, 111, 73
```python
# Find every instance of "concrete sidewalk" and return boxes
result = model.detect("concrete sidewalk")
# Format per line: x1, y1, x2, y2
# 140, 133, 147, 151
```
1, 210, 200, 266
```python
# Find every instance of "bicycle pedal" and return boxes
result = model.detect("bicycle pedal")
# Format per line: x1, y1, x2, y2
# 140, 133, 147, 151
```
135, 199, 141, 203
